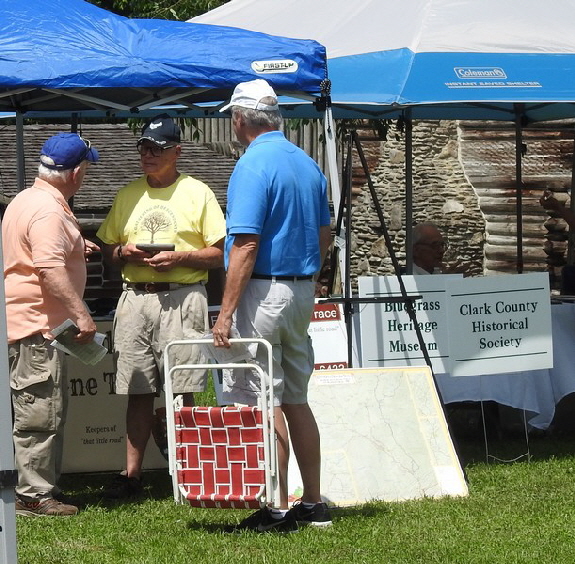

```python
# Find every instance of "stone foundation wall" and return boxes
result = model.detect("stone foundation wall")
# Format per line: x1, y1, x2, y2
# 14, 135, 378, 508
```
347, 120, 486, 290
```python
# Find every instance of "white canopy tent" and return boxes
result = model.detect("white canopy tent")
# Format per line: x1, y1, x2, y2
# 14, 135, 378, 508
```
192, 0, 575, 391
193, 0, 575, 121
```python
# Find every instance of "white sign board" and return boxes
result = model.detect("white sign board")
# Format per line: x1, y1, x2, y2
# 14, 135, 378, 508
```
63, 321, 167, 473
358, 275, 460, 374
307, 302, 350, 370
358, 273, 552, 376
448, 273, 552, 376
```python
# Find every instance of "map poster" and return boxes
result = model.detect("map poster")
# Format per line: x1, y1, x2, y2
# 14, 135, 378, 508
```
287, 367, 468, 505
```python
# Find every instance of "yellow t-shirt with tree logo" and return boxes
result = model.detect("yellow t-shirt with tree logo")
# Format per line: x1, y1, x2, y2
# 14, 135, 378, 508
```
97, 174, 225, 284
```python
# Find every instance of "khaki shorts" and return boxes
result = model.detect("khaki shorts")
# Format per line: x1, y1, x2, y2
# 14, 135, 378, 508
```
113, 284, 208, 395
222, 278, 315, 406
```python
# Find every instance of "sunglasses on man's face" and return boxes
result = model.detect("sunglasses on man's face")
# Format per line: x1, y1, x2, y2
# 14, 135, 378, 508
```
136, 142, 175, 157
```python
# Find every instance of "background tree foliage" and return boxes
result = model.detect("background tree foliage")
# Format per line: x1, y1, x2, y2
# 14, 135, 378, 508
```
88, 0, 228, 20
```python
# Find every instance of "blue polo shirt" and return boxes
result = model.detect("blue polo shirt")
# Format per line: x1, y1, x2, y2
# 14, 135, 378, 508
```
225, 130, 330, 276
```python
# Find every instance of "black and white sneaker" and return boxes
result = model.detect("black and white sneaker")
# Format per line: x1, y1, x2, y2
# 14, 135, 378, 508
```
289, 501, 333, 527
101, 473, 144, 500
231, 506, 298, 533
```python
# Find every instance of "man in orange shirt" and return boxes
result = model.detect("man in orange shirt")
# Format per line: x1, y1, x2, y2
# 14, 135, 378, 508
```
2, 133, 99, 516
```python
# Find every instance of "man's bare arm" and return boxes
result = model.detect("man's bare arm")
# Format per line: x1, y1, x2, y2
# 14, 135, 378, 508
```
211, 234, 259, 346
38, 266, 96, 342
101, 239, 225, 272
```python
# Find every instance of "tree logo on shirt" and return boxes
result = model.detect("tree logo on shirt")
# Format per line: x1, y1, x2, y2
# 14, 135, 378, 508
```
142, 211, 171, 243
134, 205, 177, 243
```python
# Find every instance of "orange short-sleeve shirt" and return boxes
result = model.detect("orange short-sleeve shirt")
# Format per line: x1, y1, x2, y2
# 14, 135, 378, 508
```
2, 178, 87, 343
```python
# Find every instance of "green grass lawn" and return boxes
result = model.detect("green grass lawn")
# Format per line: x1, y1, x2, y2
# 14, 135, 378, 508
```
14, 434, 575, 564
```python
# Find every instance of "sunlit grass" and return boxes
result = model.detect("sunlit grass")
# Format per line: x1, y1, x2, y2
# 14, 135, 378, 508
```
14, 434, 575, 564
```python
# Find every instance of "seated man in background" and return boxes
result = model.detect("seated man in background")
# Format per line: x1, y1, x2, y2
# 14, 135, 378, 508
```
411, 222, 447, 275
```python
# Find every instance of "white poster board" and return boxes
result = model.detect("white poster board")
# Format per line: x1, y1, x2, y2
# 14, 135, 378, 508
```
448, 272, 552, 376
308, 301, 352, 369
358, 275, 460, 374
358, 273, 552, 377
63, 321, 167, 473
288, 367, 468, 505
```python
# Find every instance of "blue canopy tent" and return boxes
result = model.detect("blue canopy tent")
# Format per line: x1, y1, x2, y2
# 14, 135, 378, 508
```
192, 0, 575, 270
0, 0, 338, 216
192, 0, 575, 467
0, 0, 327, 115
0, 1, 332, 560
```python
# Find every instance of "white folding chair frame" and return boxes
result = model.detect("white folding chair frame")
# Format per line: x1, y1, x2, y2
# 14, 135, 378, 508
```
164, 338, 277, 508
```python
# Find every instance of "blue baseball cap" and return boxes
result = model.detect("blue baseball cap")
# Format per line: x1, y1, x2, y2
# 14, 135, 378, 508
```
40, 133, 99, 170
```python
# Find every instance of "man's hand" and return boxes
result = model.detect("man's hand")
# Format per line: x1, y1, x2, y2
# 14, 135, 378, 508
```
119, 243, 157, 266
84, 239, 100, 260
144, 251, 179, 272
74, 313, 97, 344
212, 314, 233, 348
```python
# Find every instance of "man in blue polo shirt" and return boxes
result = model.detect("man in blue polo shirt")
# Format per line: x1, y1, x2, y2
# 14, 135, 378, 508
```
212, 79, 332, 533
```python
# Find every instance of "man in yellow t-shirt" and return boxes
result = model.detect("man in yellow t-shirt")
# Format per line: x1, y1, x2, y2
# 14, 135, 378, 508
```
97, 114, 225, 499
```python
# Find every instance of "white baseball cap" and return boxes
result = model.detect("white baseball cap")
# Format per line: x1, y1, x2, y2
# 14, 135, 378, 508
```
220, 79, 279, 112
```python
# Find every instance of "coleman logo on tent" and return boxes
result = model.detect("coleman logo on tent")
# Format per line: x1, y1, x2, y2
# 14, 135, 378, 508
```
454, 67, 507, 80
251, 60, 298, 74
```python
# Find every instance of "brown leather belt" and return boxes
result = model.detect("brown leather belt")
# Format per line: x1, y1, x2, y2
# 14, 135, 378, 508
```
128, 282, 185, 293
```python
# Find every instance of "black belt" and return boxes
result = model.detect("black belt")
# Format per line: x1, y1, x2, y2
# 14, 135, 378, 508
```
251, 274, 313, 282
128, 282, 188, 293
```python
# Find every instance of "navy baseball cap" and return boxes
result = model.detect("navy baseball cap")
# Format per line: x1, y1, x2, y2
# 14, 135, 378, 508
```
40, 133, 99, 170
138, 114, 181, 147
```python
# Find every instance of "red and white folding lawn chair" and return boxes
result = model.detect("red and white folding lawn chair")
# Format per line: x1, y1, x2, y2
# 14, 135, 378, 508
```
164, 338, 278, 509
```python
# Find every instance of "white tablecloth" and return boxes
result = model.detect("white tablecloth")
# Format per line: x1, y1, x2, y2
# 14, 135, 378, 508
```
436, 302, 575, 429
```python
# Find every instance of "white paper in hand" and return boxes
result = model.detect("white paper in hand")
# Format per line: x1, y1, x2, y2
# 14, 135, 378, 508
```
201, 328, 252, 364
50, 318, 108, 366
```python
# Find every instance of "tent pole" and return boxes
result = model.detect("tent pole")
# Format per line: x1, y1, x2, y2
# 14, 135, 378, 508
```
0, 234, 19, 563
323, 105, 341, 219
568, 131, 575, 265
404, 109, 414, 274
16, 113, 25, 191
515, 104, 524, 274
323, 100, 347, 295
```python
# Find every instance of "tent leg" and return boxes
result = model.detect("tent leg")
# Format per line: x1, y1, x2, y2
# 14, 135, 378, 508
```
567, 132, 575, 265
16, 113, 25, 191
515, 104, 525, 274
323, 106, 341, 216
324, 105, 347, 296
404, 110, 414, 274
0, 234, 19, 564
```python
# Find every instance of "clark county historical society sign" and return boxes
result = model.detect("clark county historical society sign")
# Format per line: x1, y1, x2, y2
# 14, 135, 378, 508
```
358, 273, 552, 377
